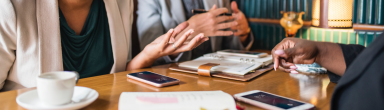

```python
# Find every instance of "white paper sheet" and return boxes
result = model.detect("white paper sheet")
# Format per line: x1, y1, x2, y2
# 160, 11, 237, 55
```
118, 91, 236, 110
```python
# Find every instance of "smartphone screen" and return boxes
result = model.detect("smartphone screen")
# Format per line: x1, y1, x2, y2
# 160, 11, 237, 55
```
128, 71, 179, 84
242, 92, 304, 109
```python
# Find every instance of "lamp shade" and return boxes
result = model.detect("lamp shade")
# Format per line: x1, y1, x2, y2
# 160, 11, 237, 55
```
312, 0, 353, 28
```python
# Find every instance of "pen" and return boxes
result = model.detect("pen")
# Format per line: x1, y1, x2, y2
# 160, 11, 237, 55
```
192, 9, 232, 16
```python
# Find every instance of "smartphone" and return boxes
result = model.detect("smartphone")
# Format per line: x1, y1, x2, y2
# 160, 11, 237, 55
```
234, 90, 314, 110
127, 71, 180, 87
217, 50, 269, 58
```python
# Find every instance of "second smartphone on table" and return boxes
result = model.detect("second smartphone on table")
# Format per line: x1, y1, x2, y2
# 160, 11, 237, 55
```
127, 71, 180, 87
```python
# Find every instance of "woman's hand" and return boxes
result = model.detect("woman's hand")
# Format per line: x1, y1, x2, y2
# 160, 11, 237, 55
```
142, 27, 207, 61
127, 22, 207, 70
272, 38, 346, 75
272, 38, 320, 73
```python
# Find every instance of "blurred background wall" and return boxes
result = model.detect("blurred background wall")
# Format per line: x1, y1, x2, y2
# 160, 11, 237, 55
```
234, 0, 384, 50
130, 0, 384, 57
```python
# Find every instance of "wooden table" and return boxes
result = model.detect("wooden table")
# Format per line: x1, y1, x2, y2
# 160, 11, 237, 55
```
0, 64, 335, 110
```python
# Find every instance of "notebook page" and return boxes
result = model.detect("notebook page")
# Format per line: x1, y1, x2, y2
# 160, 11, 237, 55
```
118, 91, 236, 110
179, 57, 262, 75
203, 53, 273, 65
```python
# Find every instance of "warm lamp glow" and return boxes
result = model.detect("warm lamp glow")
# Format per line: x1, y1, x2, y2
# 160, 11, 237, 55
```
280, 11, 305, 37
312, 0, 353, 28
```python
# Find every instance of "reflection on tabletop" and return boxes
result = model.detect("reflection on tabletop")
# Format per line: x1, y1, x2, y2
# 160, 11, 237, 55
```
290, 73, 330, 105
127, 79, 161, 92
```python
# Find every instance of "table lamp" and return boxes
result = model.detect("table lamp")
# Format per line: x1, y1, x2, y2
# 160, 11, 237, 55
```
280, 11, 305, 37
312, 0, 353, 28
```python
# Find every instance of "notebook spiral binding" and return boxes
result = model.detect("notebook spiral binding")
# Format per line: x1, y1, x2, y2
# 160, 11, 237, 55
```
204, 54, 225, 60
204, 54, 260, 64
239, 58, 257, 64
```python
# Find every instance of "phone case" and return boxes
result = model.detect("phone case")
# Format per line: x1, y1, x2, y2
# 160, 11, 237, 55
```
127, 72, 180, 87
233, 90, 315, 110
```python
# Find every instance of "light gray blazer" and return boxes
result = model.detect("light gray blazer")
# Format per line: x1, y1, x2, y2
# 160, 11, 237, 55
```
0, 0, 133, 91
137, 0, 254, 65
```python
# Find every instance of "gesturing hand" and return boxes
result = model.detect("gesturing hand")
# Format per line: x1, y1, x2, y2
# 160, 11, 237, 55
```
185, 5, 237, 38
142, 22, 208, 60
230, 1, 250, 43
272, 38, 320, 73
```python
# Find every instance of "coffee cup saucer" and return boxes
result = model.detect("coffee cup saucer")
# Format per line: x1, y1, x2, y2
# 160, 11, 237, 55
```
16, 86, 99, 110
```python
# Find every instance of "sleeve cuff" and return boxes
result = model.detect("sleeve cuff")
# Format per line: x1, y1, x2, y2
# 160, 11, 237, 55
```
339, 44, 365, 68
327, 71, 342, 83
244, 32, 254, 51
327, 44, 365, 83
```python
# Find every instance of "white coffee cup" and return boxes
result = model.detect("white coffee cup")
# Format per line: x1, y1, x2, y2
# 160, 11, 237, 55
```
37, 71, 79, 106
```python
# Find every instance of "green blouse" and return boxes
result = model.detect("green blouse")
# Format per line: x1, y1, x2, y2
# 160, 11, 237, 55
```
59, 0, 114, 78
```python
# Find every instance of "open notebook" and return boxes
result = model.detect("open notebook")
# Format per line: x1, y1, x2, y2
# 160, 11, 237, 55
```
178, 53, 273, 75
169, 52, 274, 81
118, 91, 237, 110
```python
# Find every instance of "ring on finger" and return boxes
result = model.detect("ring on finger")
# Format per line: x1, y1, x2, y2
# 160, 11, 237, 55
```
172, 43, 177, 49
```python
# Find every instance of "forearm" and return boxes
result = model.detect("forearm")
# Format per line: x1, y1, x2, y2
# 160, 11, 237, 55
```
126, 52, 157, 71
315, 42, 346, 76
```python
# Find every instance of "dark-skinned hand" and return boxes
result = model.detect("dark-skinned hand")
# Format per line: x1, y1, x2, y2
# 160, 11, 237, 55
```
272, 38, 320, 73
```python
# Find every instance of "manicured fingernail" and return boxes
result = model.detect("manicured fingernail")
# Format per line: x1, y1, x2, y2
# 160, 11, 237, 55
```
274, 66, 276, 71
168, 29, 174, 33
290, 70, 299, 74
274, 63, 277, 71
204, 37, 209, 41
290, 66, 297, 69
275, 50, 284, 55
